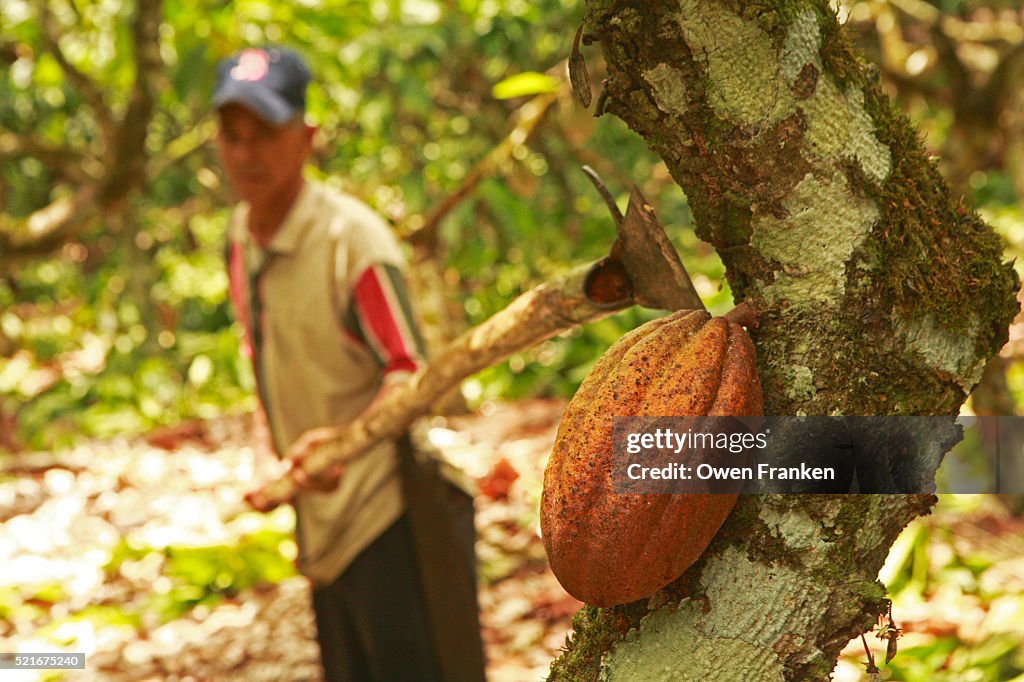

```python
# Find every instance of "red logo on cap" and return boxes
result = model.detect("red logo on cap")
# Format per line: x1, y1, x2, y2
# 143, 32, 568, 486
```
231, 49, 270, 82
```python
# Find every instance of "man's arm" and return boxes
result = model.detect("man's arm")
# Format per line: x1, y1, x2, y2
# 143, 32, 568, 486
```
278, 262, 426, 496
346, 262, 427, 382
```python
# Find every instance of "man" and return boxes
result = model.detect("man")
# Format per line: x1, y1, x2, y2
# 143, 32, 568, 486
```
212, 46, 484, 681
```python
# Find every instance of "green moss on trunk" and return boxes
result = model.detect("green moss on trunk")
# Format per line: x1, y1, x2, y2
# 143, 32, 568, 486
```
549, 0, 1016, 678
585, 0, 1017, 417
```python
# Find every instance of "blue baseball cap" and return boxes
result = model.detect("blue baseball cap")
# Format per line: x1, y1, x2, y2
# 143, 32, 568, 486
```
212, 46, 311, 125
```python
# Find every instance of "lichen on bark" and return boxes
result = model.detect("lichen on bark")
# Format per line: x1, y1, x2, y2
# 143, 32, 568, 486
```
548, 494, 931, 681
547, 0, 1018, 679
584, 0, 1017, 417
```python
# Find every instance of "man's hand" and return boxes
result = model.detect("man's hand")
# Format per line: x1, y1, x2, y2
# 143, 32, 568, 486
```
245, 380, 405, 512
244, 411, 290, 512
243, 426, 347, 512
283, 381, 402, 496
284, 426, 347, 492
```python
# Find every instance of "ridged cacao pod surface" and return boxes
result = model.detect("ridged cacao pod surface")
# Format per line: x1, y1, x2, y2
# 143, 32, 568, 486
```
541, 309, 762, 607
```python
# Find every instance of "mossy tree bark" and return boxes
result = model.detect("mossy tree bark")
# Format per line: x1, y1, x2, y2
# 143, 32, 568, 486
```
548, 1, 1019, 680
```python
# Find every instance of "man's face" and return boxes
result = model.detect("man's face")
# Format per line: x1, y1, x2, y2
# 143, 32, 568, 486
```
215, 104, 314, 207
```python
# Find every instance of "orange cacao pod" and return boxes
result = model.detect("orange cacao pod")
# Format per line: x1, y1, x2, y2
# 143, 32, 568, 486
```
541, 309, 762, 606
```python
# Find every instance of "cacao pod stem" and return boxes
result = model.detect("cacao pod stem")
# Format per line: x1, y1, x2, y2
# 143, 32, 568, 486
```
724, 300, 759, 329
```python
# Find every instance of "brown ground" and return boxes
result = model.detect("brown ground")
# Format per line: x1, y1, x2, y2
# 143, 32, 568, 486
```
0, 399, 578, 681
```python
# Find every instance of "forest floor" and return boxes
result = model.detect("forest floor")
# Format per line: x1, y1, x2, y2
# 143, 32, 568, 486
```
0, 399, 578, 682
2, 399, 1024, 681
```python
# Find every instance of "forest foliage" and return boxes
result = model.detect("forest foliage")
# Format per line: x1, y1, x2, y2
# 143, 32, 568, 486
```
3, 0, 1023, 449
1, 0, 733, 451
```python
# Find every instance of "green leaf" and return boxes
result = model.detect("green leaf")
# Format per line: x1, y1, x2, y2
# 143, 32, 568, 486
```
491, 71, 557, 100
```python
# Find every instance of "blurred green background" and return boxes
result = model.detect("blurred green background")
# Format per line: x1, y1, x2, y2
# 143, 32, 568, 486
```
1, 0, 734, 450
3, 0, 1022, 450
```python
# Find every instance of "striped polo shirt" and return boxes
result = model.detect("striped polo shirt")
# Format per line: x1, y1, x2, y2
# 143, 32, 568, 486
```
226, 180, 426, 585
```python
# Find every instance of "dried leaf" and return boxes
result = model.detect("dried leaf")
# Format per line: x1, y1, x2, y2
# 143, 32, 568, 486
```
569, 24, 592, 108
885, 633, 898, 664
478, 457, 520, 501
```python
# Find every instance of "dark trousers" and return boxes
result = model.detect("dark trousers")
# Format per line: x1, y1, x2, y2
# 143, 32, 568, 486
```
310, 490, 477, 682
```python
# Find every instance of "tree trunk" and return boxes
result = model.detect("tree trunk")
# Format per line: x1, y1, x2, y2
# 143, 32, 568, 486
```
549, 1, 1019, 679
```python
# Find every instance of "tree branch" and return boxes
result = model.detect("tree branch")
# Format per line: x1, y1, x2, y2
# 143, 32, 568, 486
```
249, 188, 701, 510
931, 23, 971, 113
983, 41, 1024, 119
99, 0, 163, 207
37, 1, 116, 144
0, 184, 99, 263
0, 133, 89, 184
248, 263, 629, 509
890, 0, 1024, 44
405, 89, 558, 251
2, 0, 166, 261
145, 119, 217, 181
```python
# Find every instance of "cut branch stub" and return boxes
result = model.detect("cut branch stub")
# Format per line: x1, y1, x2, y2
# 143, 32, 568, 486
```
583, 257, 633, 306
